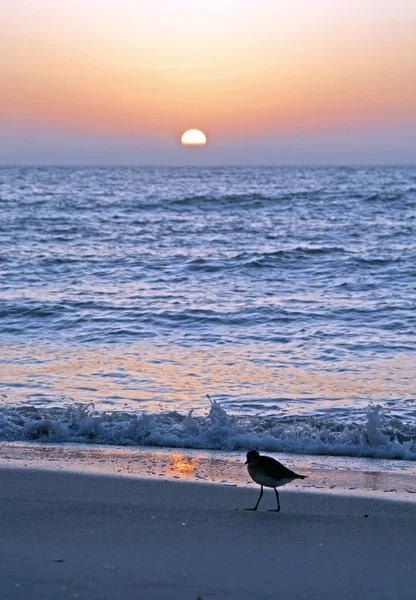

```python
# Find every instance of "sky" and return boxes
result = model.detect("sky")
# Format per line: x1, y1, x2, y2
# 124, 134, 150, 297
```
1, 0, 415, 165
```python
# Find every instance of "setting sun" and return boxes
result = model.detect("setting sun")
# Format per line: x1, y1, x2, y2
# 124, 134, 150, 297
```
181, 129, 207, 146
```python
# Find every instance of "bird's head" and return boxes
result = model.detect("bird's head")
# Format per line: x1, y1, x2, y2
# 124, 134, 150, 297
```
245, 450, 260, 465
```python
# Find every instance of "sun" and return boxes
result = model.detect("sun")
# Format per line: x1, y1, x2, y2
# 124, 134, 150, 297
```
180, 129, 207, 146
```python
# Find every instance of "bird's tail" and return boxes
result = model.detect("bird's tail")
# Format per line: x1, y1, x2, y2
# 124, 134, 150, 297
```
297, 475, 307, 479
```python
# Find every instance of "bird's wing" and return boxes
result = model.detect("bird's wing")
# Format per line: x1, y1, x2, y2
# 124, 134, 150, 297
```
262, 456, 300, 479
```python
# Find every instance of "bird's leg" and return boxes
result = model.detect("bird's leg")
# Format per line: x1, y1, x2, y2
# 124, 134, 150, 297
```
245, 485, 263, 511
268, 488, 281, 512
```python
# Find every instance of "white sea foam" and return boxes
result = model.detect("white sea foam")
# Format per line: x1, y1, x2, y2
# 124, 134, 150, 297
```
0, 401, 414, 460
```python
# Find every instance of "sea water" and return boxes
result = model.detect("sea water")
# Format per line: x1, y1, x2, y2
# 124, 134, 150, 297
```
0, 166, 415, 459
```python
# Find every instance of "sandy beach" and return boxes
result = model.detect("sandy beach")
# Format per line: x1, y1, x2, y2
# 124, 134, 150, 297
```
1, 463, 415, 600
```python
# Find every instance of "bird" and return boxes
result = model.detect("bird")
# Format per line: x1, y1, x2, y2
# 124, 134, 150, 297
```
244, 450, 307, 512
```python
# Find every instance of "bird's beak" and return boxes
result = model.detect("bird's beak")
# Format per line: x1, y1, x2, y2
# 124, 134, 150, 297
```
244, 460, 248, 464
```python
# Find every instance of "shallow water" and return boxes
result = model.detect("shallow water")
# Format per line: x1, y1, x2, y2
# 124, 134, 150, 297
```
0, 166, 415, 459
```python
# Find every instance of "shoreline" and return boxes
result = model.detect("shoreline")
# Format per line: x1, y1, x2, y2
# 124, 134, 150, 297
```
1, 466, 415, 599
1, 441, 415, 502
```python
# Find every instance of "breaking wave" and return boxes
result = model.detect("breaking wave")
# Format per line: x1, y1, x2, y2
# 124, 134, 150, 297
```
0, 401, 415, 460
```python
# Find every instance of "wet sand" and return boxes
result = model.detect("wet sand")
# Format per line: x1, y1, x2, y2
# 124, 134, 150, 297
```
1, 442, 415, 500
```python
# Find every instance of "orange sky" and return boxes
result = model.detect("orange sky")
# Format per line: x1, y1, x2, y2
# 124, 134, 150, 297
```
1, 1, 415, 163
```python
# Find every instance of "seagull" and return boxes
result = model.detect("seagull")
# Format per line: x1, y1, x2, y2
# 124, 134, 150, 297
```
245, 450, 307, 512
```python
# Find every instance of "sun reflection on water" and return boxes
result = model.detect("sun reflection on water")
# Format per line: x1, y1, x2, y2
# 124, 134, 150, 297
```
1, 341, 415, 418
165, 454, 197, 479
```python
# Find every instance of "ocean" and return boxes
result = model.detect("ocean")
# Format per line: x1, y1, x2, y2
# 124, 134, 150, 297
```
0, 165, 415, 461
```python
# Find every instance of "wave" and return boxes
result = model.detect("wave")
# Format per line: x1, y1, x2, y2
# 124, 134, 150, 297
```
0, 401, 414, 460
168, 193, 284, 209
185, 247, 348, 272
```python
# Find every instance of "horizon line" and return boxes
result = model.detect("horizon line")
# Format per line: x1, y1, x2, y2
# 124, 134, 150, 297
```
0, 163, 415, 169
